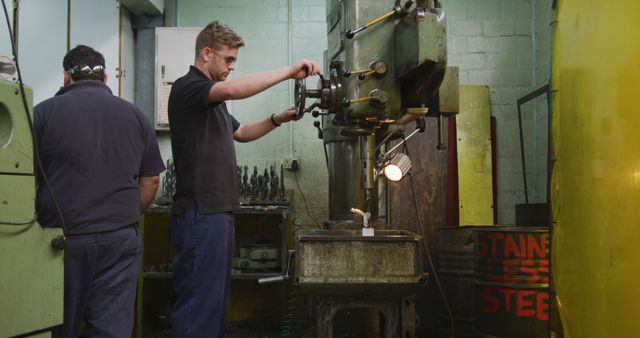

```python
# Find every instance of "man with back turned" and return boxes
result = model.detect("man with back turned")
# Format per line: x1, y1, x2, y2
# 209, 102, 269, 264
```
35, 44, 166, 337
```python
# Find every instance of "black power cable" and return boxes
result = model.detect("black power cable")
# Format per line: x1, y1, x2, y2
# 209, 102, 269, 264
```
1, 0, 67, 249
283, 206, 303, 235
293, 171, 322, 229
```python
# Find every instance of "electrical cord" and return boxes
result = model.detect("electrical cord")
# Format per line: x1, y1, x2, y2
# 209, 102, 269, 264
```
282, 206, 304, 235
293, 171, 322, 229
1, 0, 67, 247
403, 138, 455, 338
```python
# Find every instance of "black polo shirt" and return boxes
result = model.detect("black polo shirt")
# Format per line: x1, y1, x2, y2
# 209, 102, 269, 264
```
168, 66, 241, 215
34, 81, 166, 234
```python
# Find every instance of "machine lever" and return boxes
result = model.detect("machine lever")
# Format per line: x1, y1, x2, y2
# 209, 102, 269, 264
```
257, 275, 287, 284
258, 250, 295, 284
344, 61, 387, 80
313, 120, 323, 139
343, 89, 389, 107
344, 68, 376, 80
311, 110, 328, 118
304, 101, 320, 114
346, 8, 398, 39
345, 1, 416, 39
343, 96, 373, 106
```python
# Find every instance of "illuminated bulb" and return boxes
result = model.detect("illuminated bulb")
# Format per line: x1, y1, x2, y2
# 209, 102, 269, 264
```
383, 153, 411, 182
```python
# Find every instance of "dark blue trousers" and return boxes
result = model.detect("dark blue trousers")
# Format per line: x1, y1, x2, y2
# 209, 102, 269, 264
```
52, 226, 141, 338
170, 205, 235, 338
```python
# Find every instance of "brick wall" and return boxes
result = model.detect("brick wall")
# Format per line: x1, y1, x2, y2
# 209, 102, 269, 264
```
443, 0, 539, 223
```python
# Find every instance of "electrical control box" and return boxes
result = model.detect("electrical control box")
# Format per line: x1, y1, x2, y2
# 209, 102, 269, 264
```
154, 27, 200, 130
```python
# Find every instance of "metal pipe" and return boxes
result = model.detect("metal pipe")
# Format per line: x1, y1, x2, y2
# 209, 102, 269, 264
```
327, 140, 360, 222
517, 101, 529, 204
360, 134, 375, 190
380, 128, 421, 160
516, 84, 550, 205
546, 89, 553, 205
375, 128, 403, 152
11, 0, 18, 57
362, 135, 377, 219
66, 0, 71, 52
350, 208, 370, 228
288, 0, 294, 158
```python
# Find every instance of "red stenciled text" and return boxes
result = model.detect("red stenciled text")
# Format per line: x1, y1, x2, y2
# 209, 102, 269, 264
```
480, 286, 549, 321
476, 231, 549, 321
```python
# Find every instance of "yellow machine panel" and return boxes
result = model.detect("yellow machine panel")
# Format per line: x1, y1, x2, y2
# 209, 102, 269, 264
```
552, 0, 640, 337
457, 85, 494, 226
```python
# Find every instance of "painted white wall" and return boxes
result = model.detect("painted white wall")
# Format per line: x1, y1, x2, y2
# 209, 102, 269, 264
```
120, 7, 136, 102
5, 0, 133, 106
16, 0, 67, 105
154, 27, 200, 129
0, 1, 14, 57
69, 0, 120, 94
442, 0, 543, 224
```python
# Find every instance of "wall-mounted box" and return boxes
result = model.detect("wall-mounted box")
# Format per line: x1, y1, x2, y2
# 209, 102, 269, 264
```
154, 27, 199, 130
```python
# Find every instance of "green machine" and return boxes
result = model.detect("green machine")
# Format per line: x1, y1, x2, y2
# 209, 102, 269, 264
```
0, 61, 64, 337
295, 0, 455, 226
291, 1, 457, 336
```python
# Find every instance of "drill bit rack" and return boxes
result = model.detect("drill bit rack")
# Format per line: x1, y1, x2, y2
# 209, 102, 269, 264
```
238, 164, 291, 206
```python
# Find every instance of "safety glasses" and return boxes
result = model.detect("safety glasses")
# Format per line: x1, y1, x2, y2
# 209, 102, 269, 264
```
69, 64, 105, 75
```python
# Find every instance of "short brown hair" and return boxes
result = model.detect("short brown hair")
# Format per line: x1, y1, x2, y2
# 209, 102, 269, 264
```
195, 21, 245, 58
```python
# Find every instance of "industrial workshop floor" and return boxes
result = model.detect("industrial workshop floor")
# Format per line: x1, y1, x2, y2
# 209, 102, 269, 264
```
223, 322, 313, 338
142, 329, 283, 338
224, 324, 280, 338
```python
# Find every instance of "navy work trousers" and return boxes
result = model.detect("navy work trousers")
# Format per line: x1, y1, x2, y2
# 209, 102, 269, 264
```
170, 204, 234, 338
52, 226, 141, 338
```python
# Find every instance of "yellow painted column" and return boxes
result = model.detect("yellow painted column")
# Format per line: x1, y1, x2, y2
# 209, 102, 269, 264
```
552, 1, 640, 337
457, 85, 494, 226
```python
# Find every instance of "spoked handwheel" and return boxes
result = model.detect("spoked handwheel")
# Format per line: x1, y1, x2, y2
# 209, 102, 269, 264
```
294, 78, 307, 120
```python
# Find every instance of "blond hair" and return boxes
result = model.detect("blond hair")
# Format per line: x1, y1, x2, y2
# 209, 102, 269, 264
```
195, 21, 245, 59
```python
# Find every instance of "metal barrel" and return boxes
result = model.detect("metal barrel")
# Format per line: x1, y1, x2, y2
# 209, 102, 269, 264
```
474, 227, 550, 338
437, 227, 476, 338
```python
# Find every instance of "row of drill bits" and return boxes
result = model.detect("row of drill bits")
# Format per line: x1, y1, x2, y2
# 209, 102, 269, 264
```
238, 164, 286, 204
